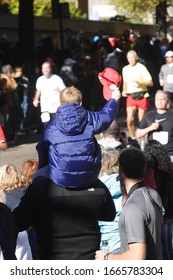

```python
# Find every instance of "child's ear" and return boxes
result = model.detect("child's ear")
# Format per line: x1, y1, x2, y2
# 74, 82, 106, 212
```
100, 133, 103, 139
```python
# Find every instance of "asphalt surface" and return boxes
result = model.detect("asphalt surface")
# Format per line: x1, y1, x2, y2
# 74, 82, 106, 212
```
0, 132, 41, 169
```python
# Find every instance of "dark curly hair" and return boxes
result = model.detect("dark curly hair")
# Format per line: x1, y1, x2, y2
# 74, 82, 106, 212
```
144, 140, 173, 174
144, 139, 173, 217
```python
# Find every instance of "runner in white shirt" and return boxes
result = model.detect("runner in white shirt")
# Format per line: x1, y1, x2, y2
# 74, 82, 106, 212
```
33, 60, 66, 124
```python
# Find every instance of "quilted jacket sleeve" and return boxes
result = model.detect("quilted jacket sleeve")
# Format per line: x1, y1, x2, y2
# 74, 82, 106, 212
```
88, 98, 119, 134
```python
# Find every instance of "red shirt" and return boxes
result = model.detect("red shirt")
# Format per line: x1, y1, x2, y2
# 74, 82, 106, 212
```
0, 126, 6, 142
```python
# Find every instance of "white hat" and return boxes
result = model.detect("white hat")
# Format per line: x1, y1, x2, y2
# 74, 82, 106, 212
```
165, 50, 173, 57
64, 58, 76, 65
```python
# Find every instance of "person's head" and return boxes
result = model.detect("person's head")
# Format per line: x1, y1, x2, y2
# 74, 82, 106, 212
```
165, 50, 173, 64
99, 148, 119, 177
22, 159, 39, 185
155, 90, 170, 111
2, 64, 13, 76
119, 148, 146, 180
13, 66, 23, 78
60, 86, 82, 105
0, 164, 27, 192
127, 137, 141, 150
100, 120, 121, 140
144, 139, 173, 174
126, 50, 138, 66
41, 60, 55, 77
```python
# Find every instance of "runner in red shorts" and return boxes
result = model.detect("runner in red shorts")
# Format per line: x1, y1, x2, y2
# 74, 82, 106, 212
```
122, 50, 153, 139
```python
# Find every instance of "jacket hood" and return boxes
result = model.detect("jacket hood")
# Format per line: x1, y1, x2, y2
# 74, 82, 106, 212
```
55, 103, 87, 135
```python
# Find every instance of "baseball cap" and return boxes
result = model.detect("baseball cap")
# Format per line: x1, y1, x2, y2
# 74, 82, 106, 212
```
98, 67, 122, 100
165, 50, 173, 57
64, 58, 76, 65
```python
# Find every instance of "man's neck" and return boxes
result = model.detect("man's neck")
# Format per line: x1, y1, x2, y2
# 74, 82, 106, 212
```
156, 109, 167, 114
125, 178, 143, 194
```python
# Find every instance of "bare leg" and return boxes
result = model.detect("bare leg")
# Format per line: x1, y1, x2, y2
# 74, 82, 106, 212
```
138, 108, 146, 122
126, 106, 137, 138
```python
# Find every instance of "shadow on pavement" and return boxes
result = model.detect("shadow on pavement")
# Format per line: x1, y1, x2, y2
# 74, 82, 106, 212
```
7, 132, 41, 148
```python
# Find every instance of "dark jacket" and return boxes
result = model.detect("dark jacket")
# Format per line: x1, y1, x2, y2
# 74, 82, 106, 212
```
13, 178, 116, 260
36, 98, 119, 188
0, 202, 18, 259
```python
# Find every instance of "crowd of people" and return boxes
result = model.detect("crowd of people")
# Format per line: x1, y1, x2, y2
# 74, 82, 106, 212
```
0, 27, 173, 260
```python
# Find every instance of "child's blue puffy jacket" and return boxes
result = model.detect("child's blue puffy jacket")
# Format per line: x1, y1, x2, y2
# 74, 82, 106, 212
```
36, 98, 119, 188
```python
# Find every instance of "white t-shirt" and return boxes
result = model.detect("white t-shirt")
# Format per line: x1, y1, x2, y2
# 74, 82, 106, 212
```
36, 74, 66, 113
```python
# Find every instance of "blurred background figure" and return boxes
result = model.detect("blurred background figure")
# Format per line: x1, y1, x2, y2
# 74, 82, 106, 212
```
159, 50, 173, 106
33, 60, 66, 127
13, 66, 29, 132
0, 64, 18, 141
59, 58, 78, 87
0, 125, 7, 152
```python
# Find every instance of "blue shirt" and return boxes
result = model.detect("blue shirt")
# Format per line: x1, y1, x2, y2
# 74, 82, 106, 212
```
99, 173, 122, 252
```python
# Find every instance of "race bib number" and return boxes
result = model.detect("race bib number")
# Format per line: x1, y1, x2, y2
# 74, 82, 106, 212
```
167, 74, 173, 83
153, 131, 168, 145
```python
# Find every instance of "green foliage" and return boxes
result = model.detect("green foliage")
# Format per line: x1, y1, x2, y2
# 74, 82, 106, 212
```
69, 4, 87, 19
4, 0, 87, 19
33, 0, 52, 16
8, 0, 18, 14
109, 0, 172, 23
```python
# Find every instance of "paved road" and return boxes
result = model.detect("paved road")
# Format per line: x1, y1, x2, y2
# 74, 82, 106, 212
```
0, 133, 40, 169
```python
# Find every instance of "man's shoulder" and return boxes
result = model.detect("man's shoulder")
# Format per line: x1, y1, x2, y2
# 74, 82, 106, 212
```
36, 75, 45, 83
167, 108, 173, 115
161, 63, 169, 69
143, 109, 156, 118
122, 64, 130, 71
51, 74, 63, 80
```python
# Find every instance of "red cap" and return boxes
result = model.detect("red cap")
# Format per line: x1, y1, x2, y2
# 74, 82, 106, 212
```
98, 67, 122, 100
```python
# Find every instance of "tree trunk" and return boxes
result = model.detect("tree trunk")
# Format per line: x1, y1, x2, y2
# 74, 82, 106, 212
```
18, 0, 34, 73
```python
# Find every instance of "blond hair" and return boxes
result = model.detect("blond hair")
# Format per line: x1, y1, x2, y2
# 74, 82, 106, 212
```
60, 86, 82, 105
99, 149, 119, 177
155, 89, 168, 98
127, 50, 138, 60
0, 164, 27, 192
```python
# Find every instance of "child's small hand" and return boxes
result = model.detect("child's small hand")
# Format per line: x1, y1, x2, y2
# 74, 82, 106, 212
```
112, 89, 121, 101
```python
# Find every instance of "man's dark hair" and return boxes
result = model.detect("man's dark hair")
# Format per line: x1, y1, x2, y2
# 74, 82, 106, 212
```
119, 147, 146, 179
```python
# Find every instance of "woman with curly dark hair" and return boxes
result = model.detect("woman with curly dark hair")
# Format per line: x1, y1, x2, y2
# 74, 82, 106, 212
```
144, 139, 173, 260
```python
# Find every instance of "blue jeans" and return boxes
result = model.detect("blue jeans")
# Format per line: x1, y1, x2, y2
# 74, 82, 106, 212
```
161, 217, 173, 260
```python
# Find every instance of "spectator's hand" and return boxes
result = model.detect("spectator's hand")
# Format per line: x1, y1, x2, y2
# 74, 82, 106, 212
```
112, 88, 121, 101
95, 250, 106, 260
33, 99, 39, 107
159, 79, 164, 87
150, 122, 160, 131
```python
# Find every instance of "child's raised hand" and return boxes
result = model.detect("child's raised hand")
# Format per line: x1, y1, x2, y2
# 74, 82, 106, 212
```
112, 88, 121, 101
